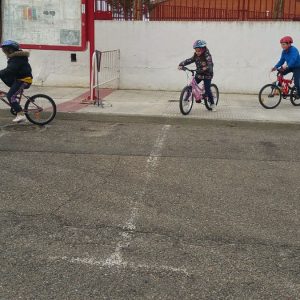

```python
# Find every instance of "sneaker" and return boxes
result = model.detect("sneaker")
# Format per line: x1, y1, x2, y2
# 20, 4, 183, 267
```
211, 104, 217, 112
12, 114, 26, 123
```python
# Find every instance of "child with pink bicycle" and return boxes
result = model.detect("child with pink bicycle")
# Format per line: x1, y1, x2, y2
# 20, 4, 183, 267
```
178, 40, 216, 112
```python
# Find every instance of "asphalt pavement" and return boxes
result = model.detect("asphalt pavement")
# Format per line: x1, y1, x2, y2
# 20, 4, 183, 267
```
0, 114, 300, 299
0, 85, 300, 299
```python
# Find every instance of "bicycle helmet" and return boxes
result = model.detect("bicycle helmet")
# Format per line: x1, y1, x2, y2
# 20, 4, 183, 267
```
193, 40, 207, 49
280, 36, 293, 44
1, 40, 20, 50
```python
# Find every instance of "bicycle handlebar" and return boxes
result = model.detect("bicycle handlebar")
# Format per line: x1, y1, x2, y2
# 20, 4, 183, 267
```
180, 66, 196, 75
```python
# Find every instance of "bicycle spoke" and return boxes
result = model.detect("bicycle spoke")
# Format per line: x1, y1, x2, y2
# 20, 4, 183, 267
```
24, 94, 56, 125
179, 86, 193, 115
290, 87, 300, 106
259, 84, 281, 109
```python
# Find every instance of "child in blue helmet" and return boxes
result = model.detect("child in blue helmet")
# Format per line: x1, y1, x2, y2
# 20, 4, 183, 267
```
0, 40, 33, 122
178, 40, 216, 111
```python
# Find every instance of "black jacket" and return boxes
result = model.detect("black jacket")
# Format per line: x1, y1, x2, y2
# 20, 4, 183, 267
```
179, 48, 214, 80
0, 51, 32, 84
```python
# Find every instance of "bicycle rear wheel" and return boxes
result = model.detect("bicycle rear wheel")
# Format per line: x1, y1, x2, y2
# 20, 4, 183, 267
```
179, 86, 194, 115
258, 84, 282, 109
24, 94, 56, 125
204, 84, 219, 110
290, 87, 300, 106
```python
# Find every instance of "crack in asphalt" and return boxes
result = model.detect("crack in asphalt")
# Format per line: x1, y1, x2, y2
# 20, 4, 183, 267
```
0, 148, 298, 163
1, 210, 299, 251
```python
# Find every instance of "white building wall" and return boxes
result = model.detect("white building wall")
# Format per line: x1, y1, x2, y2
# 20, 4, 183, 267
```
0, 48, 90, 88
29, 49, 90, 87
0, 21, 299, 93
95, 21, 300, 93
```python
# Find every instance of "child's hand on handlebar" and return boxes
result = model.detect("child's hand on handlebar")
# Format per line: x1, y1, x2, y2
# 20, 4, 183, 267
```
277, 67, 286, 73
272, 66, 287, 73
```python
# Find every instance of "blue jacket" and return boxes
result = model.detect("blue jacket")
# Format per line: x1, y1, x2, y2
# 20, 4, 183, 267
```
275, 46, 300, 69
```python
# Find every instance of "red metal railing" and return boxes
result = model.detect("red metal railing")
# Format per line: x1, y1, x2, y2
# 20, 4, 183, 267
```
95, 0, 300, 21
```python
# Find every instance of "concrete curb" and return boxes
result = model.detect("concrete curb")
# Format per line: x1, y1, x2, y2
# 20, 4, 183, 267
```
55, 112, 300, 129
1, 109, 300, 129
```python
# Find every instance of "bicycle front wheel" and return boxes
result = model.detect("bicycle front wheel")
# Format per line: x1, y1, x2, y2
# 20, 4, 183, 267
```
204, 84, 219, 110
258, 84, 282, 109
24, 94, 56, 125
290, 87, 300, 106
179, 86, 194, 115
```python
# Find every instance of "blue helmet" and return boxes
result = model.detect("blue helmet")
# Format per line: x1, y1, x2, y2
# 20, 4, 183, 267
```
193, 40, 207, 49
1, 40, 20, 50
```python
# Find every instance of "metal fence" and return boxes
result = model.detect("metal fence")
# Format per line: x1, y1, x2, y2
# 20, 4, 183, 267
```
95, 0, 300, 21
90, 49, 120, 106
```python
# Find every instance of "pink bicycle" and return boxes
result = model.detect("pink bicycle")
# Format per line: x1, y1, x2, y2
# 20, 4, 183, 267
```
179, 67, 219, 115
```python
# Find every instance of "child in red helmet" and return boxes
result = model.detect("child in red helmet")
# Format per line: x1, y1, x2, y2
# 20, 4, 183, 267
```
272, 36, 300, 98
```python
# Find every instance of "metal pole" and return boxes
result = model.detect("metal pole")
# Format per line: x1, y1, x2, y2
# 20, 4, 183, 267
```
88, 0, 95, 100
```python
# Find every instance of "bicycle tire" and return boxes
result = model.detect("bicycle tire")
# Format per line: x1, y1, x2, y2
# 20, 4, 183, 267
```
204, 84, 219, 111
24, 94, 56, 125
258, 84, 282, 109
290, 87, 300, 106
179, 86, 194, 115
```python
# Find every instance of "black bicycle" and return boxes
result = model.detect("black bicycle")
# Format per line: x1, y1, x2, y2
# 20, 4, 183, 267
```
0, 89, 56, 125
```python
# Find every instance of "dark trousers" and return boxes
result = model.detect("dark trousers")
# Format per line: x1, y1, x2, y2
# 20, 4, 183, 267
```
282, 67, 300, 95
0, 75, 30, 113
195, 76, 214, 104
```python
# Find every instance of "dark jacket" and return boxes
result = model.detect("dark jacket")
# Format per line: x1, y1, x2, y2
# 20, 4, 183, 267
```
0, 51, 32, 85
179, 48, 214, 79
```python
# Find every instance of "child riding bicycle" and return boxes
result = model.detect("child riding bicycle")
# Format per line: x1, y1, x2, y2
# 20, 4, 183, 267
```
178, 40, 216, 111
272, 36, 300, 99
0, 40, 33, 123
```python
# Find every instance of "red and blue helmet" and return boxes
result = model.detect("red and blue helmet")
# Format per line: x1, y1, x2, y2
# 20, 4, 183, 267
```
1, 40, 20, 50
193, 40, 207, 49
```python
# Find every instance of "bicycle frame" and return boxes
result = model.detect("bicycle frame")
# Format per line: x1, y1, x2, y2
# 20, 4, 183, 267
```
276, 73, 294, 97
0, 89, 42, 113
184, 69, 205, 102
0, 89, 25, 107
191, 77, 205, 101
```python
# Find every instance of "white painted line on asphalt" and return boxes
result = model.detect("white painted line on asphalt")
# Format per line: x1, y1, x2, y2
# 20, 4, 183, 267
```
49, 125, 189, 277
49, 255, 190, 277
124, 124, 171, 231
103, 124, 171, 269
47, 125, 187, 278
